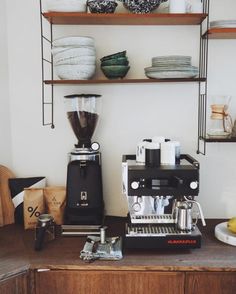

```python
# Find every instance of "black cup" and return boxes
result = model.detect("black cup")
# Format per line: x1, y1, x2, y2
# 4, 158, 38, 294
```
145, 143, 160, 167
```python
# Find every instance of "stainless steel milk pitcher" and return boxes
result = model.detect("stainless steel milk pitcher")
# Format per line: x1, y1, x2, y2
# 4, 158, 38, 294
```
173, 198, 206, 231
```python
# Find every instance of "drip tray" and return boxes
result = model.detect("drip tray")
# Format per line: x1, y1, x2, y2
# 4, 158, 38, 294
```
127, 224, 193, 237
130, 214, 175, 224
125, 224, 202, 249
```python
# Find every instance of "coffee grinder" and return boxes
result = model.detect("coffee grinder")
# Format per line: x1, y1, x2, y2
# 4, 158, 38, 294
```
63, 94, 104, 227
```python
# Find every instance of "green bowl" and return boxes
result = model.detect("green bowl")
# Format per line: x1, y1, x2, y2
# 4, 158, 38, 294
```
101, 57, 129, 67
100, 51, 127, 62
101, 65, 130, 79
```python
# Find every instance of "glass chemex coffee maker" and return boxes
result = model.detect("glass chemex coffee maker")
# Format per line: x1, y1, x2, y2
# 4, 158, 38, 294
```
207, 95, 233, 138
62, 94, 104, 234
122, 150, 206, 249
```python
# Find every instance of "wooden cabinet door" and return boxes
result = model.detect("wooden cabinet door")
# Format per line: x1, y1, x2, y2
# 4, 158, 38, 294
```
0, 273, 28, 294
186, 272, 236, 294
35, 270, 184, 294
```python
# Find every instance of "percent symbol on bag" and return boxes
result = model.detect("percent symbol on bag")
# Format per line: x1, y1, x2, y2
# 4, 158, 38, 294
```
28, 206, 40, 218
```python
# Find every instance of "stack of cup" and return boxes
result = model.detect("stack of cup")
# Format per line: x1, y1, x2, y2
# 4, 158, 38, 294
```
136, 137, 181, 166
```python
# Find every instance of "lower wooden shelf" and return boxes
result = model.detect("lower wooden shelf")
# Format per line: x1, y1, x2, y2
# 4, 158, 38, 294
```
44, 78, 206, 85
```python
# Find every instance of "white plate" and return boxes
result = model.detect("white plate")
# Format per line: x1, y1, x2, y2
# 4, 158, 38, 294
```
207, 131, 230, 138
215, 222, 236, 246
152, 55, 192, 61
145, 71, 198, 79
145, 66, 198, 72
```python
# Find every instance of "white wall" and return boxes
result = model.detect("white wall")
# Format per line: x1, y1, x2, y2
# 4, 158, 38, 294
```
3, 0, 236, 218
0, 0, 12, 167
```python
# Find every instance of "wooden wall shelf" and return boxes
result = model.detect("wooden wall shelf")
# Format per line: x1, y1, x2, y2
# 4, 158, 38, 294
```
44, 78, 206, 85
42, 12, 208, 26
206, 28, 236, 39
201, 136, 236, 142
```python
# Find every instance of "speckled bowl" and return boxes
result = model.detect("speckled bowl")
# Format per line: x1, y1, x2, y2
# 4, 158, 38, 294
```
123, 0, 167, 14
101, 65, 130, 79
87, 0, 118, 13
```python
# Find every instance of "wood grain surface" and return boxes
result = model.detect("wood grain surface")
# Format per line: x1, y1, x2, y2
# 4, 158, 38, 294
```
0, 165, 15, 225
42, 12, 208, 26
1, 218, 236, 284
186, 272, 236, 294
35, 270, 184, 294
0, 273, 28, 294
0, 187, 3, 226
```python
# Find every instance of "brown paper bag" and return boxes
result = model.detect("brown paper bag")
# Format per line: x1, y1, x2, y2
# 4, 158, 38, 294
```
24, 188, 45, 230
44, 186, 66, 225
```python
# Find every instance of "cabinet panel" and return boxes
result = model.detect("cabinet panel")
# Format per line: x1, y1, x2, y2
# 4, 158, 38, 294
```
186, 272, 236, 294
0, 273, 28, 294
36, 270, 184, 294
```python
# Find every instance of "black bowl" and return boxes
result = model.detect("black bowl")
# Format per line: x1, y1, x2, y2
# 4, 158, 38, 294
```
87, 0, 118, 13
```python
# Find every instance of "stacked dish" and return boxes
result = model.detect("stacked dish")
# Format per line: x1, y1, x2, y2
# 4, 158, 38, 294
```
145, 55, 199, 79
46, 0, 87, 12
210, 20, 236, 28
100, 51, 130, 79
52, 36, 96, 80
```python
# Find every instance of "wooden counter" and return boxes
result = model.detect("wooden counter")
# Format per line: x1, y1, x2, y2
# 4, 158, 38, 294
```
1, 218, 236, 294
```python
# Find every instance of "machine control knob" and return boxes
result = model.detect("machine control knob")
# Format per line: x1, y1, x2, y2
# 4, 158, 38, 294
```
190, 181, 198, 190
131, 181, 139, 190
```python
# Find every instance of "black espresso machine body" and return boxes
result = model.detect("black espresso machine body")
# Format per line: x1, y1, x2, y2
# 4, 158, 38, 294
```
65, 149, 104, 225
122, 154, 206, 249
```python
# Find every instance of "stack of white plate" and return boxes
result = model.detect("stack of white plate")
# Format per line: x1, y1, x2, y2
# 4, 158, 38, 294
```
210, 20, 236, 28
52, 36, 96, 80
45, 0, 87, 12
145, 55, 199, 79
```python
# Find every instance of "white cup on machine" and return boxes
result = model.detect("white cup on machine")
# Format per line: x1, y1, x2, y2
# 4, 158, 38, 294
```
160, 142, 176, 165
169, 0, 187, 13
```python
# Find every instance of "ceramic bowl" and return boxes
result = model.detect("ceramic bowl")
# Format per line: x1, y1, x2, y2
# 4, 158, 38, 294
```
100, 51, 127, 62
55, 64, 96, 80
101, 57, 129, 66
87, 0, 118, 13
122, 0, 167, 14
53, 36, 95, 47
54, 55, 96, 66
53, 47, 96, 64
101, 65, 130, 79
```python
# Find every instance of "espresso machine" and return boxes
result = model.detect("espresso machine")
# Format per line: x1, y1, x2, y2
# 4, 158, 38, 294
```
122, 153, 206, 249
63, 94, 104, 229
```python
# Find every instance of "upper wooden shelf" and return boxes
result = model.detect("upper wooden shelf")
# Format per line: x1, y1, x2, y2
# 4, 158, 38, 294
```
42, 12, 208, 26
206, 27, 236, 39
44, 78, 206, 85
